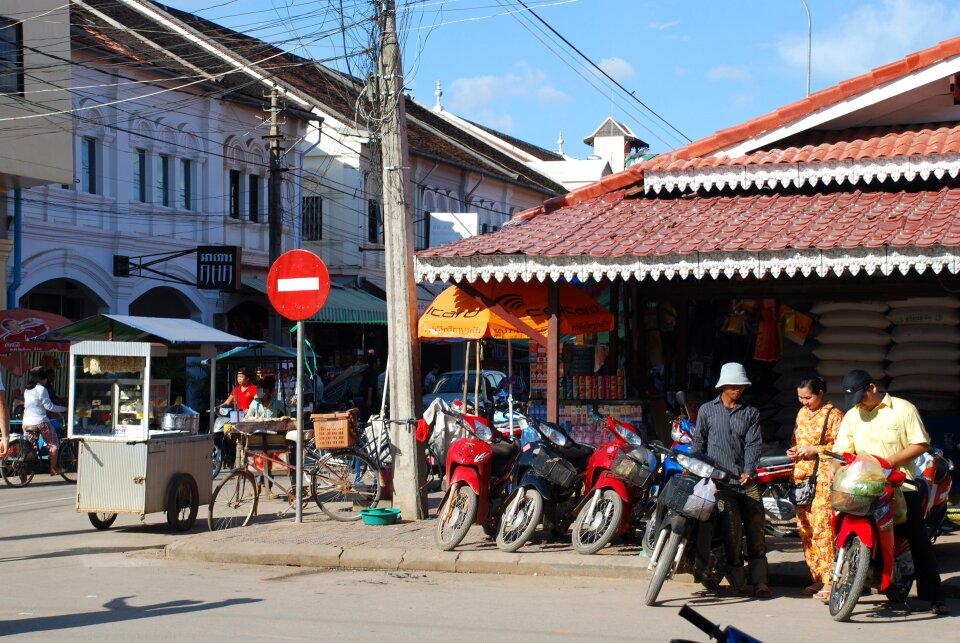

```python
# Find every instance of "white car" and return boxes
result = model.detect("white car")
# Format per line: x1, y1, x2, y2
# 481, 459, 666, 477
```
421, 370, 507, 413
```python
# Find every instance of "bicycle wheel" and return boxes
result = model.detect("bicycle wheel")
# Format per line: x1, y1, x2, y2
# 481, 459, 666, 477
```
58, 439, 79, 483
208, 470, 258, 531
311, 450, 381, 521
2, 437, 37, 487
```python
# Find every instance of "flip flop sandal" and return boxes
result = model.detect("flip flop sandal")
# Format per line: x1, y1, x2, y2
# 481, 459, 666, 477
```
755, 587, 773, 599
801, 584, 822, 596
931, 601, 950, 615
814, 589, 831, 601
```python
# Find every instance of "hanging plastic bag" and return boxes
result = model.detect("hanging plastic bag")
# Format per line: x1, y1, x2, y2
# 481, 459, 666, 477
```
683, 478, 718, 521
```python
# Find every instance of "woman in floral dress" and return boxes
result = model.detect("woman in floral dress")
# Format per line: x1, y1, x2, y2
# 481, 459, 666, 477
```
787, 376, 843, 601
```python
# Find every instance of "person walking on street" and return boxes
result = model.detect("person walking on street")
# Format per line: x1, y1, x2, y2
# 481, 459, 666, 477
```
22, 367, 66, 476
787, 376, 843, 601
691, 362, 770, 597
834, 369, 949, 615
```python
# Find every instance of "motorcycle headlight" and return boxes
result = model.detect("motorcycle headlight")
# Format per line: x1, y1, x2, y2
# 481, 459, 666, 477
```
675, 452, 715, 479
615, 423, 645, 448
473, 422, 493, 441
538, 422, 569, 447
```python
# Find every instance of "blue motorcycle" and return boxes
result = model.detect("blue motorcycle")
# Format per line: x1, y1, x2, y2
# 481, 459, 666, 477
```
642, 392, 694, 555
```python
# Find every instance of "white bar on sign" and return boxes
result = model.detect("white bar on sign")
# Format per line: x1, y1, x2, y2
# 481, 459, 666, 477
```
278, 277, 320, 292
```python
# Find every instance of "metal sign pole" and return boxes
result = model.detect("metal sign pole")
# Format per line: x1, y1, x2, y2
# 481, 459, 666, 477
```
295, 322, 304, 522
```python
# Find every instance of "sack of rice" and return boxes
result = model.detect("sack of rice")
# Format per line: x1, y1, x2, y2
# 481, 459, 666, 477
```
818, 311, 890, 329
891, 325, 960, 344
810, 301, 888, 315
888, 296, 960, 309
886, 307, 960, 326
816, 328, 890, 345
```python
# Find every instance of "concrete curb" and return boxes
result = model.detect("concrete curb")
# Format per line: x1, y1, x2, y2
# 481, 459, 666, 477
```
163, 538, 960, 598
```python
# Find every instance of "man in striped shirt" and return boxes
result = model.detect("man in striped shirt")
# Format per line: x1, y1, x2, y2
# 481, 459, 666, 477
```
691, 362, 770, 597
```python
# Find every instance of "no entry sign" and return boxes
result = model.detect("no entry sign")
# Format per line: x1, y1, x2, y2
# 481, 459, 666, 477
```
267, 250, 331, 320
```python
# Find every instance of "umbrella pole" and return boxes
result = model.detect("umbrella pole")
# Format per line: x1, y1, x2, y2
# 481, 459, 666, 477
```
507, 339, 514, 435
474, 340, 481, 414
462, 341, 470, 411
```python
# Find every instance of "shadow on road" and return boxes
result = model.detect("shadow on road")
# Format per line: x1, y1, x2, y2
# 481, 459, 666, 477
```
0, 595, 262, 636
0, 545, 162, 564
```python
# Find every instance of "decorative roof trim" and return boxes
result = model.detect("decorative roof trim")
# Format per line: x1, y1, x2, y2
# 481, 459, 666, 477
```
416, 245, 960, 284
644, 153, 960, 194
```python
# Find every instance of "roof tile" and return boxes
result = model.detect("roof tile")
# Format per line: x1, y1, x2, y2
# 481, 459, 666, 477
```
418, 188, 960, 260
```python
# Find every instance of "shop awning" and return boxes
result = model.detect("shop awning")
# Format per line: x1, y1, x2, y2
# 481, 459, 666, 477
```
40, 315, 260, 346
416, 187, 960, 284
243, 276, 387, 324
216, 343, 297, 361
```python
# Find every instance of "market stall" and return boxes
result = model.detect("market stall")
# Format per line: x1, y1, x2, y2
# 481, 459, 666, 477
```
41, 315, 259, 531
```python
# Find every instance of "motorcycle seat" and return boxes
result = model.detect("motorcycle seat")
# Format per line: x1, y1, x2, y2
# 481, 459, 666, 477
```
491, 439, 519, 474
563, 443, 595, 470
758, 454, 792, 468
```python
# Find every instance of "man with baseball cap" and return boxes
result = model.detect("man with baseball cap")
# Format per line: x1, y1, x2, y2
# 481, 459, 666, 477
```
691, 362, 769, 597
834, 368, 948, 614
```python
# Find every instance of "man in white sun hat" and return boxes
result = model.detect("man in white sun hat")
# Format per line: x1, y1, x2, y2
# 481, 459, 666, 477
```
691, 362, 769, 598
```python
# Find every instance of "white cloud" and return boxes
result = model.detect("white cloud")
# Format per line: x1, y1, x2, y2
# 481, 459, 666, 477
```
708, 66, 752, 82
777, 0, 960, 80
446, 64, 568, 113
648, 21, 679, 31
599, 56, 636, 82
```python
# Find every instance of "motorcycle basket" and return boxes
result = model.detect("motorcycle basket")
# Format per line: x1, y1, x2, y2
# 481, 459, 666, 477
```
659, 475, 716, 521
612, 450, 654, 488
830, 490, 880, 516
532, 450, 578, 489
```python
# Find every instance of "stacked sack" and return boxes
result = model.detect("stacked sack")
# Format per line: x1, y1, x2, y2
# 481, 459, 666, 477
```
885, 296, 960, 414
810, 301, 890, 407
769, 338, 819, 444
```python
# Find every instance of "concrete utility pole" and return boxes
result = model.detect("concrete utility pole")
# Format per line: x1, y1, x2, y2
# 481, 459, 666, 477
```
266, 88, 284, 345
378, 0, 426, 519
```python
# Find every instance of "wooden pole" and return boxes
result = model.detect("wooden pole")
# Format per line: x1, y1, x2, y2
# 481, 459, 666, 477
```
378, 0, 425, 519
547, 280, 559, 423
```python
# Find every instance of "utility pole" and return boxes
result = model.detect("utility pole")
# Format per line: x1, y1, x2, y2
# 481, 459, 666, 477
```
266, 87, 284, 344
378, 0, 426, 519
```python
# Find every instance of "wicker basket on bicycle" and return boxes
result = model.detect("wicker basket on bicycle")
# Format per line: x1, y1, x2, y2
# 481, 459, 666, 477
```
311, 408, 359, 449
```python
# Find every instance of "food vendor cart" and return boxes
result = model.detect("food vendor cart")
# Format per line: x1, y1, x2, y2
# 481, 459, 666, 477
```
41, 315, 259, 531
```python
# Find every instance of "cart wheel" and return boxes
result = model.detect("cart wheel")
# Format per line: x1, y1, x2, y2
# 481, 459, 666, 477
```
166, 473, 200, 531
89, 512, 118, 530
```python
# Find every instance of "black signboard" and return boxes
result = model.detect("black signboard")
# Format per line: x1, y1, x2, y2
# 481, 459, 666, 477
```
196, 246, 240, 290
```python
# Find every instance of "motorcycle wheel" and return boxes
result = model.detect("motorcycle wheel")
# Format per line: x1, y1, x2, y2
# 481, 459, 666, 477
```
644, 527, 683, 606
641, 511, 659, 557
434, 484, 477, 551
496, 488, 543, 553
211, 444, 223, 479
830, 535, 871, 622
572, 489, 623, 555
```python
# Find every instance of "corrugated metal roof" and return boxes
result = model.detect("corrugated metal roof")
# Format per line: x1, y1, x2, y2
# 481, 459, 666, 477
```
41, 315, 259, 345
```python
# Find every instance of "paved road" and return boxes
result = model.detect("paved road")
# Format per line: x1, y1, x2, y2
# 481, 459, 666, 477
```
1, 479, 956, 641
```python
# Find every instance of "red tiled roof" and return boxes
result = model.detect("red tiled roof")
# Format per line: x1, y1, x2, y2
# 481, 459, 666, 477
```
642, 36, 960, 171
419, 187, 960, 259
649, 122, 960, 172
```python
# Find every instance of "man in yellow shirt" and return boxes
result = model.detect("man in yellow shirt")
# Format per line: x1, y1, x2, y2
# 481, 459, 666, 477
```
834, 369, 947, 615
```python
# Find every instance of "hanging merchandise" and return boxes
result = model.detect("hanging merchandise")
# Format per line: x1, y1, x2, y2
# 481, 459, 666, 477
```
779, 304, 813, 345
753, 299, 781, 362
721, 300, 755, 336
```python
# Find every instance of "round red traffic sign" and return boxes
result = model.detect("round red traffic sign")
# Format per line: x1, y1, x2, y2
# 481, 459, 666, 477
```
267, 250, 331, 320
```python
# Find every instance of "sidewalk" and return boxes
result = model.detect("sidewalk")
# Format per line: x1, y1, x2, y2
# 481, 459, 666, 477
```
164, 496, 960, 596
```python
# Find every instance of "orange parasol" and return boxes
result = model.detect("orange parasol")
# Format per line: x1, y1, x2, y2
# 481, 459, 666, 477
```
418, 281, 613, 341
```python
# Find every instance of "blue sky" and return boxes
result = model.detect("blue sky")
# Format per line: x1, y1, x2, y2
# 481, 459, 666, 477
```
169, 0, 960, 158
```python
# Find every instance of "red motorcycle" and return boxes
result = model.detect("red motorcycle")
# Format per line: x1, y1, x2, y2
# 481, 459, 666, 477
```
825, 450, 916, 622
432, 411, 520, 550
755, 452, 797, 535
571, 415, 657, 554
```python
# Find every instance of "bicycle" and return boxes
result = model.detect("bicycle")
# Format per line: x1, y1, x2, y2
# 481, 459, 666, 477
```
1, 419, 78, 487
207, 416, 384, 529
305, 415, 388, 522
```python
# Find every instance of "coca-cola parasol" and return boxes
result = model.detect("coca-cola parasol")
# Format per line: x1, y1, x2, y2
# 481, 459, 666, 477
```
0, 308, 71, 353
